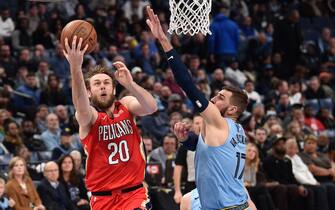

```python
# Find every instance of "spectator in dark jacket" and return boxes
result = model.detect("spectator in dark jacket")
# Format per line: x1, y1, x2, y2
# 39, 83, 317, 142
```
0, 45, 17, 79
11, 16, 32, 51
140, 110, 170, 142
49, 44, 70, 84
272, 9, 303, 79
303, 76, 327, 100
37, 161, 77, 210
58, 155, 89, 210
21, 119, 46, 151
40, 74, 66, 106
32, 21, 56, 50
254, 127, 272, 163
12, 73, 40, 118
3, 121, 24, 154
263, 136, 314, 210
51, 129, 74, 161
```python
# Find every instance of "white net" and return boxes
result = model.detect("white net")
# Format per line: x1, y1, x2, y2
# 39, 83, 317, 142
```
168, 0, 212, 36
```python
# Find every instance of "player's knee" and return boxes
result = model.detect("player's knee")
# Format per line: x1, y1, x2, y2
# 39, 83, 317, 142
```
180, 192, 191, 210
248, 199, 257, 210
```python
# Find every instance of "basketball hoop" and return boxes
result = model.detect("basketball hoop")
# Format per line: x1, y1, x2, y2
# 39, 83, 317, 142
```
168, 0, 212, 36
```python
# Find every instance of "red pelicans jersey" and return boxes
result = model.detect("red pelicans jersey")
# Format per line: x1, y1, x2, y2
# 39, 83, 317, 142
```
81, 102, 146, 192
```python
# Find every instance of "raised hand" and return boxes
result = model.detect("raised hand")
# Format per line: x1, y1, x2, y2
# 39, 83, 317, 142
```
77, 199, 89, 206
113, 61, 134, 89
63, 36, 88, 69
8, 197, 15, 207
174, 122, 190, 142
146, 6, 167, 41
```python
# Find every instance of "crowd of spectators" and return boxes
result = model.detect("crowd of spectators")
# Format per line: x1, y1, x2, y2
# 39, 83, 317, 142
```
0, 0, 334, 209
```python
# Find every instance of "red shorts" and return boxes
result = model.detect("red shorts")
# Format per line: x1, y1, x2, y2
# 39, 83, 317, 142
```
90, 187, 151, 210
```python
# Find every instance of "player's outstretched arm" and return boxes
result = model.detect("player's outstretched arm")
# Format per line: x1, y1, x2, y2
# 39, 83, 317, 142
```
146, 6, 223, 126
63, 36, 97, 130
113, 61, 157, 116
146, 6, 173, 52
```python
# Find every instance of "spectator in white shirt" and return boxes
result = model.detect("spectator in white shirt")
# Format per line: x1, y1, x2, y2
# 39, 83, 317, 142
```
285, 138, 318, 185
285, 137, 330, 210
0, 8, 15, 38
288, 79, 302, 105
122, 0, 148, 23
244, 80, 261, 103
225, 58, 247, 88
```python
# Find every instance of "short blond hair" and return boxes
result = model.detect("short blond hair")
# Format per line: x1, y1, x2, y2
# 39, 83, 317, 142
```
304, 134, 317, 143
0, 178, 5, 185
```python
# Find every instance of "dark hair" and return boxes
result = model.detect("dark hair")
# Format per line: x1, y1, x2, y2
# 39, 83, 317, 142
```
85, 65, 115, 90
244, 80, 253, 86
142, 135, 152, 140
163, 133, 177, 149
21, 118, 35, 127
58, 154, 81, 186
15, 145, 28, 156
189, 55, 200, 62
47, 73, 59, 84
4, 120, 19, 133
255, 127, 267, 134
38, 60, 48, 65
193, 113, 202, 119
164, 133, 177, 141
37, 104, 48, 112
140, 42, 149, 49
279, 93, 289, 97
26, 72, 35, 78
223, 86, 248, 116
74, 3, 86, 14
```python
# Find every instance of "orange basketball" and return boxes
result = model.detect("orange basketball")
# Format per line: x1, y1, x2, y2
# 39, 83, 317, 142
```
60, 20, 97, 54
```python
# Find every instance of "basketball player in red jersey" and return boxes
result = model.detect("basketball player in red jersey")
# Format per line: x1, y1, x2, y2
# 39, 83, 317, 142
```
62, 36, 157, 210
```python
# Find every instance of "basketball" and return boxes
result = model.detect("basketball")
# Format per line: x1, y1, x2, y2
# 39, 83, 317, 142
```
60, 20, 97, 54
